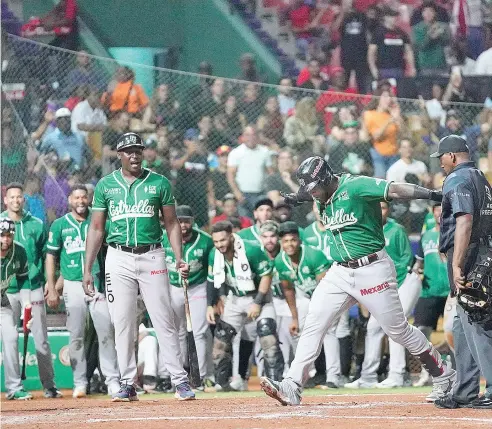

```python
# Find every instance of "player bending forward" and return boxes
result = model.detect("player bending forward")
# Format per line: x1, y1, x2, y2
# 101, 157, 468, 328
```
260, 156, 456, 406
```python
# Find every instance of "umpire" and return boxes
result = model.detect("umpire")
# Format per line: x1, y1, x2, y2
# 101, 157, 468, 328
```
431, 135, 492, 409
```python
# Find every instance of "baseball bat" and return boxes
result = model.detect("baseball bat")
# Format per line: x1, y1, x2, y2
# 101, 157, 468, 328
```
21, 305, 32, 380
182, 279, 201, 388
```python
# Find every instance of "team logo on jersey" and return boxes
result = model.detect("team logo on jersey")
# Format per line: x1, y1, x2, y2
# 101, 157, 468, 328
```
145, 185, 157, 194
194, 249, 204, 257
109, 199, 155, 221
322, 208, 357, 230
338, 191, 349, 201
422, 239, 439, 255
62, 228, 75, 234
63, 236, 85, 254
104, 188, 122, 195
302, 266, 310, 274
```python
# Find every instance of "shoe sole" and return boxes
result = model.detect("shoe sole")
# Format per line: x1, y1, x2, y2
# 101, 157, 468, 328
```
174, 393, 196, 401
260, 377, 290, 406
11, 396, 33, 401
112, 396, 139, 402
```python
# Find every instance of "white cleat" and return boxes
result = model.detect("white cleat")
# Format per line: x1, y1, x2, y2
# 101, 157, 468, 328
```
72, 386, 87, 399
344, 378, 377, 389
376, 377, 404, 389
426, 366, 456, 403
229, 375, 249, 391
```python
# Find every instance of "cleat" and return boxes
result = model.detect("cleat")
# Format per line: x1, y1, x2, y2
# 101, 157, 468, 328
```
229, 376, 248, 391
434, 396, 473, 409
260, 376, 301, 406
174, 382, 196, 400
376, 377, 404, 389
112, 384, 139, 402
7, 389, 33, 400
44, 387, 63, 398
344, 378, 377, 389
426, 366, 456, 403
72, 386, 87, 398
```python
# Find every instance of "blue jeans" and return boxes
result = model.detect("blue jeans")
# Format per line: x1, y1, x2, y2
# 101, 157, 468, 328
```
370, 148, 399, 178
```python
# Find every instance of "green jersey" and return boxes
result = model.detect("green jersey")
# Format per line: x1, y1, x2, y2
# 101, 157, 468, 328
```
383, 218, 413, 288
207, 239, 272, 297
1, 210, 46, 292
417, 228, 449, 298
421, 212, 436, 233
47, 211, 103, 292
1, 242, 30, 299
275, 245, 331, 298
162, 227, 213, 287
92, 168, 175, 246
315, 174, 391, 262
237, 224, 261, 245
302, 221, 333, 261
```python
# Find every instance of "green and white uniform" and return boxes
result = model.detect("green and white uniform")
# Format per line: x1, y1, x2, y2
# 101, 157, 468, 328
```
161, 228, 213, 378
92, 168, 189, 386
286, 174, 439, 389
302, 221, 333, 261
383, 218, 414, 288
47, 212, 119, 391
1, 242, 30, 395
3, 211, 56, 391
237, 224, 262, 245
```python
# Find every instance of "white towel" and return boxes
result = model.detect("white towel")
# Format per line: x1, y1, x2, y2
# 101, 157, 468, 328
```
213, 233, 255, 292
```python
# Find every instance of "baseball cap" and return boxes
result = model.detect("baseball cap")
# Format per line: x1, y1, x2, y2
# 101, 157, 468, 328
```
144, 136, 158, 150
254, 196, 274, 210
430, 135, 469, 158
278, 221, 299, 237
184, 128, 200, 141
222, 193, 236, 203
216, 145, 231, 156
176, 205, 194, 219
55, 107, 71, 118
116, 132, 145, 151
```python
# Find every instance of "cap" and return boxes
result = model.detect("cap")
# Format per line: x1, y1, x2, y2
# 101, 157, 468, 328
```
116, 132, 145, 151
216, 145, 231, 156
222, 193, 236, 203
144, 136, 158, 150
381, 6, 399, 16
184, 128, 200, 140
0, 217, 15, 234
430, 135, 469, 158
176, 205, 194, 219
259, 220, 279, 235
278, 221, 299, 237
55, 107, 71, 118
254, 196, 274, 210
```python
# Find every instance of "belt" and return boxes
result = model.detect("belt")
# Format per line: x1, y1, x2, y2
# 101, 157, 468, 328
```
109, 242, 161, 254
339, 252, 380, 269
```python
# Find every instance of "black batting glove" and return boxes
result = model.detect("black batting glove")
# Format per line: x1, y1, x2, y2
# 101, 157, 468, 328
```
430, 190, 443, 202
280, 191, 301, 207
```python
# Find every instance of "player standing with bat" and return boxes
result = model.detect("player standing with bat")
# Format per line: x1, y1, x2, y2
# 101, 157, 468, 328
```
83, 132, 195, 402
0, 218, 33, 400
260, 156, 456, 406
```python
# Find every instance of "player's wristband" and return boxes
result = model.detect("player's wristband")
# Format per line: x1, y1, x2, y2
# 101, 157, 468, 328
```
207, 281, 218, 306
254, 291, 266, 306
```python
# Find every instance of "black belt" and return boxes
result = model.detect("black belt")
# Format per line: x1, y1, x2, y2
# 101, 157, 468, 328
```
109, 242, 161, 254
339, 252, 380, 269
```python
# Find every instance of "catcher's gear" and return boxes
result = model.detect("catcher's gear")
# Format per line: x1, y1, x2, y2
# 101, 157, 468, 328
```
116, 132, 145, 151
458, 252, 492, 324
0, 217, 15, 234
257, 318, 284, 381
212, 319, 237, 388
296, 156, 334, 193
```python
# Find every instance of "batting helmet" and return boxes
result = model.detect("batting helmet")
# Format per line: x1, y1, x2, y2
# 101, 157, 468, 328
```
116, 132, 145, 152
0, 217, 15, 234
296, 156, 334, 193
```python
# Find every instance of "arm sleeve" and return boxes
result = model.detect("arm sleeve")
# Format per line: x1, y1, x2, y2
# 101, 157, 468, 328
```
92, 180, 107, 211
207, 281, 219, 306
351, 176, 391, 202
448, 182, 474, 217
160, 176, 176, 206
207, 249, 215, 283
15, 247, 31, 289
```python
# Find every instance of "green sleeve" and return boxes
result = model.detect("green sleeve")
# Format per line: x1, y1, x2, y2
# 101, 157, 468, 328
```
47, 219, 63, 254
310, 248, 332, 275
351, 176, 391, 202
412, 23, 427, 50
207, 248, 215, 282
248, 245, 273, 277
396, 227, 414, 271
15, 246, 31, 290
92, 180, 107, 211
160, 176, 175, 206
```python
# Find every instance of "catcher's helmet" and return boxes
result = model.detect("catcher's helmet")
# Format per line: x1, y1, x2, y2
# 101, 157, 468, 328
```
116, 132, 145, 152
296, 156, 334, 193
0, 218, 15, 234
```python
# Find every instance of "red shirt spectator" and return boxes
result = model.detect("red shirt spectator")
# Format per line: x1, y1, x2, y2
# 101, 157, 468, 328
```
289, 4, 313, 39
211, 213, 253, 229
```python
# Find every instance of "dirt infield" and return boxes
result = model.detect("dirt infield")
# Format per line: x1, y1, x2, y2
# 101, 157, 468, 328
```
2, 385, 492, 429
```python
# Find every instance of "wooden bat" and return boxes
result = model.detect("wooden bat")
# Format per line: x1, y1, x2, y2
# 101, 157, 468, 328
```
21, 305, 32, 380
182, 279, 201, 388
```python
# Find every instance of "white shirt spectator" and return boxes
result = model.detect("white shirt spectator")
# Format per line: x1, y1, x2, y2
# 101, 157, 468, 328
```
227, 143, 272, 193
475, 48, 492, 75
71, 99, 107, 137
278, 94, 296, 117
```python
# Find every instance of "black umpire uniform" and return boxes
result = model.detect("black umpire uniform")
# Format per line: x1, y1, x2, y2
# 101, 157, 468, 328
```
432, 136, 492, 409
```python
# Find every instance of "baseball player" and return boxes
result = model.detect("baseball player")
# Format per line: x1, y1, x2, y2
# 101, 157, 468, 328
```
206, 220, 284, 390
345, 200, 422, 389
1, 218, 33, 400
161, 205, 214, 388
83, 132, 195, 402
275, 221, 343, 388
238, 197, 274, 244
412, 202, 451, 390
2, 183, 61, 398
260, 156, 455, 406
45, 184, 120, 398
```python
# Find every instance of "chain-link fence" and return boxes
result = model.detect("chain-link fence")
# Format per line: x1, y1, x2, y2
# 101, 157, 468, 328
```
2, 33, 492, 236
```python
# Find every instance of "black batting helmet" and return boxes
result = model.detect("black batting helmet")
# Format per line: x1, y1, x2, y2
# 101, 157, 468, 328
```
116, 132, 145, 152
296, 156, 334, 193
0, 217, 15, 234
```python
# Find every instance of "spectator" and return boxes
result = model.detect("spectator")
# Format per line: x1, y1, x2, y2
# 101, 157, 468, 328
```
283, 97, 325, 157
64, 85, 87, 111
448, 39, 477, 75
236, 53, 264, 82
296, 51, 333, 86
40, 0, 78, 50
257, 96, 284, 150
451, 0, 485, 60
299, 59, 330, 90
328, 120, 373, 176
423, 83, 447, 123
23, 174, 46, 224
142, 84, 180, 131
368, 6, 416, 80
475, 39, 492, 75
197, 115, 212, 149
326, 104, 360, 145
1, 126, 27, 186
362, 89, 402, 177
223, 95, 243, 140
209, 145, 233, 210
101, 111, 129, 175
40, 108, 91, 173
442, 69, 480, 108
201, 78, 226, 119
227, 125, 273, 217
71, 87, 107, 137
209, 114, 235, 150
238, 83, 263, 126
211, 193, 253, 229
101, 66, 149, 118
31, 109, 56, 144
142, 136, 170, 177
64, 50, 106, 96
277, 77, 297, 118
410, 0, 450, 26
172, 128, 211, 227
413, 1, 450, 75
335, 1, 370, 93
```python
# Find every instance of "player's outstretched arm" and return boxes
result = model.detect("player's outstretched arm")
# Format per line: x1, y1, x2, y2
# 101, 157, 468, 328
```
387, 182, 442, 202
280, 190, 313, 206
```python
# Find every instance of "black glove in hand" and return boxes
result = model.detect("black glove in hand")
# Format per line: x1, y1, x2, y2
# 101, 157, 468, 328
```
430, 190, 443, 202
280, 191, 301, 206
